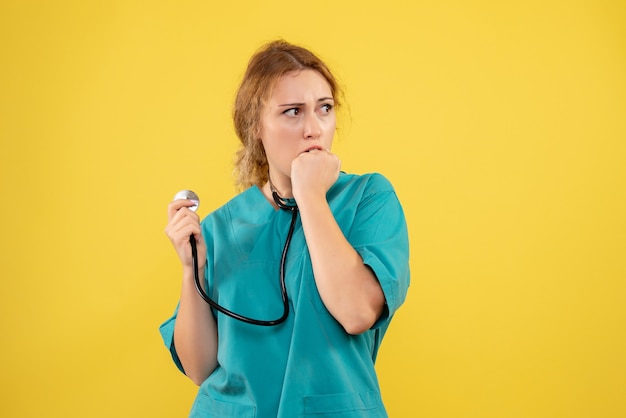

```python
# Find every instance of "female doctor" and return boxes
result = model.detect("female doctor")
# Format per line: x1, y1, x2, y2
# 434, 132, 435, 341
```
161, 40, 410, 417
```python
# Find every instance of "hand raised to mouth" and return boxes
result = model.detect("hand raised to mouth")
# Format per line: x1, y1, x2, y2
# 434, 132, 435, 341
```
291, 149, 341, 203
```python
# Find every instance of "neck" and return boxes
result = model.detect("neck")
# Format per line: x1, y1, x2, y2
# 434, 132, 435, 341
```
268, 175, 293, 199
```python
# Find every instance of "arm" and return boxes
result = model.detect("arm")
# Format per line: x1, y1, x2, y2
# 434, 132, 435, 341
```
298, 192, 386, 334
292, 151, 386, 335
165, 200, 218, 385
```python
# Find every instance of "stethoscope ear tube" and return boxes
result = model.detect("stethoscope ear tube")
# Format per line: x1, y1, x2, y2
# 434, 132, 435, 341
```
189, 205, 297, 326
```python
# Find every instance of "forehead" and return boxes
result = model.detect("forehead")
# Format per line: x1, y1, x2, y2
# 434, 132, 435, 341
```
268, 70, 333, 102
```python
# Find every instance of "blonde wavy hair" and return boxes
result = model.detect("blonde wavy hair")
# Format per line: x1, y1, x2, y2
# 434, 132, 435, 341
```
233, 40, 342, 189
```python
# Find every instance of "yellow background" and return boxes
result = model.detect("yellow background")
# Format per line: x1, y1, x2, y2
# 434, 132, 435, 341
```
1, 1, 625, 417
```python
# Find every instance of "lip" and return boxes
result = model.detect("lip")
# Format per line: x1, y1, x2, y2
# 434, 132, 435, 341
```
303, 145, 323, 153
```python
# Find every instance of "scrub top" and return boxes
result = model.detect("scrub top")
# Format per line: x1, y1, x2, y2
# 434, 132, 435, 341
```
160, 172, 410, 418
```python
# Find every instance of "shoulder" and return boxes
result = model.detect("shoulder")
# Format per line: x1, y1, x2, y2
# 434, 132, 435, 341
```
331, 172, 396, 197
201, 186, 270, 228
326, 172, 402, 217
214, 186, 259, 214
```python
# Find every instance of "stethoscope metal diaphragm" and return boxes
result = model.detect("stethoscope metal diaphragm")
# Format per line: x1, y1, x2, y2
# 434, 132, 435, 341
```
173, 189, 199, 212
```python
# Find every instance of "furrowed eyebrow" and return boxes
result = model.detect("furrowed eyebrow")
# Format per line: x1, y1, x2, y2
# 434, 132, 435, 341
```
278, 97, 334, 107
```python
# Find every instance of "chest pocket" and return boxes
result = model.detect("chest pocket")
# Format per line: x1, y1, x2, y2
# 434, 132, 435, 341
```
303, 390, 383, 417
190, 393, 256, 418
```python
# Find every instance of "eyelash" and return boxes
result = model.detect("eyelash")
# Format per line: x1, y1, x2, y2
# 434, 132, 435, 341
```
282, 103, 333, 116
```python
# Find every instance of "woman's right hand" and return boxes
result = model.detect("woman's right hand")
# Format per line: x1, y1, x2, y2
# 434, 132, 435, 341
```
165, 199, 207, 270
166, 199, 218, 385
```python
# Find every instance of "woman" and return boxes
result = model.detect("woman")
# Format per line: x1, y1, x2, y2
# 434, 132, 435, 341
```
161, 40, 410, 417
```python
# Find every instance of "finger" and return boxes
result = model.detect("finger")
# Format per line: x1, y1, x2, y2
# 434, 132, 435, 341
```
334, 154, 342, 171
165, 210, 200, 240
175, 225, 202, 245
167, 211, 195, 234
168, 200, 200, 222
166, 223, 202, 251
169, 213, 201, 236
167, 199, 198, 216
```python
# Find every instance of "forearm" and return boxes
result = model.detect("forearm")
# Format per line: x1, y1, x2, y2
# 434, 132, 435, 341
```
298, 193, 385, 335
173, 267, 218, 385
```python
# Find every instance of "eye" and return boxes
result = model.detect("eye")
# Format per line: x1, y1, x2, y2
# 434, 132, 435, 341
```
320, 103, 334, 113
282, 108, 300, 116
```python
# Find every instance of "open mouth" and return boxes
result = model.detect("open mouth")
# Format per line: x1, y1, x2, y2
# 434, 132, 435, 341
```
304, 146, 323, 153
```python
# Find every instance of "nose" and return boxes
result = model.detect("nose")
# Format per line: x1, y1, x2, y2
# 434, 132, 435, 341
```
303, 111, 321, 139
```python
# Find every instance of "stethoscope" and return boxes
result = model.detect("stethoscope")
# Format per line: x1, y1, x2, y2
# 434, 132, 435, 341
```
174, 188, 298, 326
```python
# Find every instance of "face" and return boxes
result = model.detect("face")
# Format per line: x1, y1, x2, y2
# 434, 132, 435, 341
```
260, 69, 336, 185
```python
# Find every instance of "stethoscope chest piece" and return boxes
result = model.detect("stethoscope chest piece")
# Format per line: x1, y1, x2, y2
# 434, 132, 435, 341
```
173, 190, 200, 212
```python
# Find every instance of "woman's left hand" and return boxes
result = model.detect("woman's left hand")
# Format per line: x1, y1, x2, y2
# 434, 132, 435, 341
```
291, 149, 341, 203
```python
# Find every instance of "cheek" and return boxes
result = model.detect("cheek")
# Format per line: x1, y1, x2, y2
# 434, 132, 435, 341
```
325, 113, 337, 129
261, 126, 292, 159
270, 125, 300, 145
323, 118, 337, 136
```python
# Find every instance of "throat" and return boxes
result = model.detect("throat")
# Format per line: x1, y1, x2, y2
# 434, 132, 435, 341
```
268, 178, 293, 200
263, 179, 297, 211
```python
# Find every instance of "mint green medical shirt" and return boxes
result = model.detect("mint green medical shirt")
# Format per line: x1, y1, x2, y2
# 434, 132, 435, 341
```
160, 172, 410, 417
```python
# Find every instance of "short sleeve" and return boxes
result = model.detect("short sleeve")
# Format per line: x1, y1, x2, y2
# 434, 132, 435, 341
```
159, 304, 186, 374
348, 174, 410, 328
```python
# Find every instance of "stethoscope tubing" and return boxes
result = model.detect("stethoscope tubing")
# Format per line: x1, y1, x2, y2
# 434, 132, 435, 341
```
190, 192, 298, 326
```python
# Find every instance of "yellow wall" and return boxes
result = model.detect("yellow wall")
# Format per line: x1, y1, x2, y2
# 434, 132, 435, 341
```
1, 1, 625, 417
